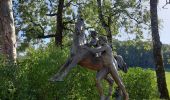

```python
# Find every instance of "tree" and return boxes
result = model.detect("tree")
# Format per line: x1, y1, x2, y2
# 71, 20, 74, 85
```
97, 0, 112, 45
13, 0, 151, 50
0, 0, 17, 62
55, 0, 64, 46
38, 0, 65, 46
14, 0, 70, 48
150, 0, 169, 99
81, 0, 150, 47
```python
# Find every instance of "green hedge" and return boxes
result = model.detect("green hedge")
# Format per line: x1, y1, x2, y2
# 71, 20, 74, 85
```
0, 44, 98, 100
120, 67, 159, 99
0, 44, 159, 99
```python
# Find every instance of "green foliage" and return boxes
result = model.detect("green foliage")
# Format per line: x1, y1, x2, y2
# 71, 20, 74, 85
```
0, 43, 164, 99
81, 0, 150, 37
0, 43, 98, 100
13, 0, 76, 50
120, 67, 159, 99
0, 56, 17, 100
13, 0, 151, 51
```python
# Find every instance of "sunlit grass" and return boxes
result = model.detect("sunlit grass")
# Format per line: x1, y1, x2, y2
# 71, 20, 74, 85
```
151, 69, 170, 96
166, 71, 170, 95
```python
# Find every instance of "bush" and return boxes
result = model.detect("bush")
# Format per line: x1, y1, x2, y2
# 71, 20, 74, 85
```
0, 44, 99, 100
120, 67, 159, 99
0, 56, 18, 100
0, 44, 160, 99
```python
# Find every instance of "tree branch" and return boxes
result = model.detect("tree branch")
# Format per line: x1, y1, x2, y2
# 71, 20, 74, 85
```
46, 13, 57, 16
64, 27, 74, 33
85, 26, 94, 30
64, 0, 73, 7
30, 19, 45, 34
37, 34, 56, 39
97, 0, 108, 28
162, 0, 170, 9
122, 10, 142, 24
63, 20, 74, 25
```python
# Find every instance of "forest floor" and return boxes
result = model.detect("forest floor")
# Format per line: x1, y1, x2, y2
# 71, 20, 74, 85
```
166, 71, 170, 95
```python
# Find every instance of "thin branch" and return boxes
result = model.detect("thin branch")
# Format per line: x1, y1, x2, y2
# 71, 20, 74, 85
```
37, 34, 56, 38
48, 0, 53, 14
48, 0, 53, 7
111, 9, 121, 16
122, 10, 142, 24
30, 19, 45, 34
64, 0, 73, 7
69, 1, 87, 7
97, 0, 108, 28
108, 15, 112, 27
76, 1, 87, 6
46, 13, 57, 16
70, 3, 79, 7
64, 27, 74, 33
114, 13, 121, 20
63, 20, 74, 25
163, 0, 170, 9
29, 18, 56, 40
85, 26, 94, 30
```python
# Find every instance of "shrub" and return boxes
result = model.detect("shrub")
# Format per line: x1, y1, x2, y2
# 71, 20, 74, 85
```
0, 44, 98, 100
0, 44, 160, 99
120, 67, 159, 99
0, 56, 18, 100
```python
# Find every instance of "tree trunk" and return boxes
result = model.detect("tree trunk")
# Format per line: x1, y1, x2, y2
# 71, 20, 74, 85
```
97, 0, 112, 46
150, 0, 170, 99
55, 0, 64, 46
0, 0, 17, 62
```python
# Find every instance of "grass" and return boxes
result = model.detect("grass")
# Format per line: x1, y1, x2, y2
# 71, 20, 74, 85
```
152, 69, 170, 96
166, 71, 170, 95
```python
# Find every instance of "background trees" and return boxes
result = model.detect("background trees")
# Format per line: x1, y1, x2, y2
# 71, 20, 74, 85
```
13, 0, 150, 50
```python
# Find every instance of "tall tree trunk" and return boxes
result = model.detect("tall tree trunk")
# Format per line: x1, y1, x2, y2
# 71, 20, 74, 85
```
0, 0, 17, 62
97, 0, 112, 46
55, 0, 64, 46
150, 0, 170, 99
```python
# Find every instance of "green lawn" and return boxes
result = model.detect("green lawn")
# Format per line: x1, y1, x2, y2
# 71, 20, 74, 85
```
166, 71, 170, 95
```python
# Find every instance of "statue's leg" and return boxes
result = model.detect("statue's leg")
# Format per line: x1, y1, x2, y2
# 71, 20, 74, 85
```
57, 51, 77, 73
59, 57, 73, 72
96, 68, 108, 100
50, 55, 81, 81
115, 87, 123, 100
50, 48, 88, 82
49, 57, 73, 82
104, 75, 114, 100
108, 63, 129, 100
113, 58, 119, 70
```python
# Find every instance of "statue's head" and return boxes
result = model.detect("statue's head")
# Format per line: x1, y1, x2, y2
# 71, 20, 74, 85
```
98, 36, 107, 45
90, 31, 97, 38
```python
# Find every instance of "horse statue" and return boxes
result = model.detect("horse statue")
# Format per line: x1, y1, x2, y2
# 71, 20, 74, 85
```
50, 13, 128, 100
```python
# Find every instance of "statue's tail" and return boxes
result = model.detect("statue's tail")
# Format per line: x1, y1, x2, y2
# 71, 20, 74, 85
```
114, 55, 128, 73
